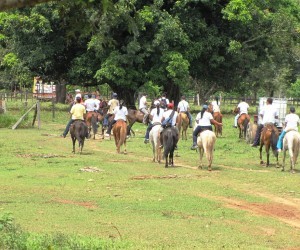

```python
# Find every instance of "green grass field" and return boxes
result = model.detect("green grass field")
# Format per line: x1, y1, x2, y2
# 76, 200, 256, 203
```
0, 104, 300, 249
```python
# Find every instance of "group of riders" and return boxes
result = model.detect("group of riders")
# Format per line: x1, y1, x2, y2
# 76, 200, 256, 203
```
233, 97, 300, 153
62, 89, 300, 154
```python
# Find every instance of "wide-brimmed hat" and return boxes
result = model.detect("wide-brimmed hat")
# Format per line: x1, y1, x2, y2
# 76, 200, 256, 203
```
75, 89, 81, 93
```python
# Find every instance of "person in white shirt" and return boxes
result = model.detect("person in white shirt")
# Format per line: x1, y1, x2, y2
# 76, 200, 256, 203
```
191, 104, 222, 150
74, 89, 82, 102
159, 93, 169, 110
233, 99, 250, 128
160, 103, 179, 149
177, 95, 193, 128
277, 106, 300, 152
144, 100, 164, 143
84, 94, 97, 112
105, 101, 128, 136
103, 93, 119, 128
139, 93, 149, 124
94, 95, 101, 112
252, 98, 278, 147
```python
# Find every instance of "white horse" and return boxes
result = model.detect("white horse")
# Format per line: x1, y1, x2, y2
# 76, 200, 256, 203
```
282, 130, 300, 173
149, 123, 162, 163
246, 122, 257, 144
197, 130, 216, 171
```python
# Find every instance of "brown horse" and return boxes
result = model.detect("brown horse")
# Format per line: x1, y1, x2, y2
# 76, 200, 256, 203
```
233, 107, 250, 139
177, 112, 189, 140
259, 123, 279, 167
85, 111, 103, 139
127, 108, 150, 136
209, 104, 222, 137
113, 119, 127, 154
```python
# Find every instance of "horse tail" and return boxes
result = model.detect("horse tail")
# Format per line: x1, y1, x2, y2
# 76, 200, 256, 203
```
163, 129, 175, 159
271, 129, 278, 154
203, 132, 216, 164
120, 121, 127, 145
243, 117, 249, 138
293, 136, 300, 164
91, 114, 98, 137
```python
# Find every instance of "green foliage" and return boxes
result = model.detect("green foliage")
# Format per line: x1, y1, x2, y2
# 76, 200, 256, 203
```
287, 79, 300, 97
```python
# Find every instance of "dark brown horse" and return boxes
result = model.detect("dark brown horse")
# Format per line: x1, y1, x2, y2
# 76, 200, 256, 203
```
233, 107, 250, 139
113, 119, 127, 154
70, 120, 88, 154
259, 123, 279, 167
127, 108, 150, 136
85, 111, 103, 139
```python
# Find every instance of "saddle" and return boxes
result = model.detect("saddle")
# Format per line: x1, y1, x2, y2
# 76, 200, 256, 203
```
263, 123, 278, 134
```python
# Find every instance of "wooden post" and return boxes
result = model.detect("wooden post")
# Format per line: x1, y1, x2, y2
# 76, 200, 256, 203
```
52, 97, 55, 121
12, 102, 37, 129
37, 101, 41, 129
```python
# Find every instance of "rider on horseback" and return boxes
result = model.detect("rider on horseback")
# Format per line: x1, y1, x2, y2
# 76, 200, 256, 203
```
105, 101, 128, 136
277, 106, 300, 152
177, 95, 193, 128
139, 93, 149, 124
84, 94, 98, 112
233, 98, 250, 128
159, 103, 179, 149
62, 96, 88, 138
144, 100, 165, 144
252, 98, 278, 147
103, 93, 119, 128
191, 104, 222, 150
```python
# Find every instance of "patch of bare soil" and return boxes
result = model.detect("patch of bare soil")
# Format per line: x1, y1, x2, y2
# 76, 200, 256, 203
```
16, 153, 65, 158
131, 174, 179, 180
79, 166, 104, 172
217, 195, 300, 229
51, 199, 97, 209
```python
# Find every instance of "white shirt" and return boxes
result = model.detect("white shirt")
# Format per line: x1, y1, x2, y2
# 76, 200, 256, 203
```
139, 96, 147, 109
163, 109, 178, 126
94, 99, 100, 110
84, 98, 97, 112
260, 104, 278, 124
211, 101, 220, 112
197, 111, 213, 126
284, 113, 299, 131
177, 100, 189, 112
238, 102, 249, 114
114, 106, 128, 121
150, 108, 164, 123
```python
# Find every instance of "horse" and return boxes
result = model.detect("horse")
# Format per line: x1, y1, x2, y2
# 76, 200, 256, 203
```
213, 112, 222, 137
177, 112, 189, 140
282, 130, 300, 173
85, 111, 103, 139
233, 107, 250, 139
259, 123, 279, 167
112, 119, 127, 154
161, 127, 178, 167
70, 120, 88, 154
197, 130, 216, 171
245, 122, 257, 144
127, 108, 150, 136
149, 123, 162, 163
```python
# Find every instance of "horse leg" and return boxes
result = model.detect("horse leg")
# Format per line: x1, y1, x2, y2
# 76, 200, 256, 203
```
72, 137, 76, 153
170, 150, 174, 167
165, 155, 168, 168
259, 144, 264, 165
198, 147, 203, 169
266, 145, 270, 167
282, 149, 286, 172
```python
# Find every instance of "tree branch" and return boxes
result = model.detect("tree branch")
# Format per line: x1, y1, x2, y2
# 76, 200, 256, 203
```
0, 0, 52, 11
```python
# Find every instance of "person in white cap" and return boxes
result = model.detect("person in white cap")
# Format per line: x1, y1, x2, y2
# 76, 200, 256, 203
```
144, 100, 165, 143
75, 89, 81, 99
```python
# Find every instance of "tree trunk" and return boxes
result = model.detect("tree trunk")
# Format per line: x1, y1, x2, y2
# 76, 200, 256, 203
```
113, 87, 136, 109
56, 82, 66, 104
164, 80, 180, 108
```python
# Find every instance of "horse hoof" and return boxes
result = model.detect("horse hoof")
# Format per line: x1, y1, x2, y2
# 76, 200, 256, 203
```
260, 161, 264, 165
198, 166, 202, 169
